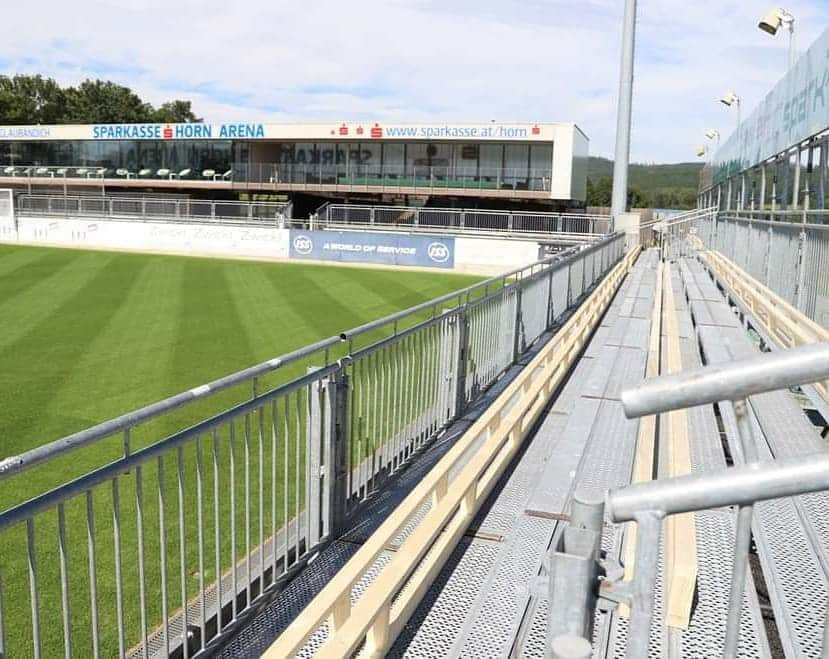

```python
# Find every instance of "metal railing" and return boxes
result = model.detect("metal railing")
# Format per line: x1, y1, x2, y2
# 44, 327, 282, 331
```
0, 163, 556, 195
547, 342, 829, 659
693, 212, 829, 325
322, 204, 610, 236
0, 232, 625, 659
15, 193, 293, 225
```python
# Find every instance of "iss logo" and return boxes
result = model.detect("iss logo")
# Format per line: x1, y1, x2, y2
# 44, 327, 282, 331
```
427, 242, 450, 263
293, 234, 313, 255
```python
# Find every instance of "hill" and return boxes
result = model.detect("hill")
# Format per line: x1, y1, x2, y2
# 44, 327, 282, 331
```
587, 156, 703, 209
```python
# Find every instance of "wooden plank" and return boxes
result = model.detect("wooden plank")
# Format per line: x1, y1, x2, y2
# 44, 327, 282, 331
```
621, 259, 663, 617
661, 262, 698, 630
263, 246, 641, 658
705, 250, 829, 403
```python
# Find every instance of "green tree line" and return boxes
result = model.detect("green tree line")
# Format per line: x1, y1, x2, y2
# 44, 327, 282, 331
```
586, 156, 702, 209
586, 176, 699, 209
0, 74, 201, 124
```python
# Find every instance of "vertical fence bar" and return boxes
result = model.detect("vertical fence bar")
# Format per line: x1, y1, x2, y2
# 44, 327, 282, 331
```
111, 479, 126, 658
86, 491, 100, 658
27, 518, 42, 659
229, 422, 238, 620
57, 503, 73, 659
271, 400, 279, 581
177, 447, 189, 659
212, 429, 223, 636
196, 436, 206, 650
135, 466, 149, 658
258, 405, 265, 593
244, 414, 252, 608
158, 457, 170, 654
0, 567, 6, 658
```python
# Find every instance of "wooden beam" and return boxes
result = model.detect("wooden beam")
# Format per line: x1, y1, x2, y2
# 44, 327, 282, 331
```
705, 250, 829, 404
660, 262, 698, 630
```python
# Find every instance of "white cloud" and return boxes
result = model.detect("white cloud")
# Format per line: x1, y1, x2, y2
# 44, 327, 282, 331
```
2, 0, 828, 162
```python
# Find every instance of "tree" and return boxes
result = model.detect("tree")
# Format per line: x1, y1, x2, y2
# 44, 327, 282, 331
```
0, 75, 66, 124
64, 79, 154, 124
586, 176, 652, 209
152, 100, 201, 123
0, 74, 205, 125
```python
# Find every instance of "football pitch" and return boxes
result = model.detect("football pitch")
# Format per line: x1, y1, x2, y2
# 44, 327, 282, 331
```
0, 243, 482, 656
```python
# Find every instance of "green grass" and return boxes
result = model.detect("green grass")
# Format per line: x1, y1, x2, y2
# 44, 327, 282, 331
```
0, 244, 481, 657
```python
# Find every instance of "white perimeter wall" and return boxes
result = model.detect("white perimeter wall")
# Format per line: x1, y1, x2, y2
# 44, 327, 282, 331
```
0, 216, 290, 259
454, 236, 540, 274
0, 215, 543, 273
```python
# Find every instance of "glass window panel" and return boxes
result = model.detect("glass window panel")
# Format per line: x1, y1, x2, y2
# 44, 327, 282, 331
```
479, 144, 502, 182
504, 144, 529, 186
407, 143, 429, 180
359, 142, 382, 178
383, 143, 405, 177
454, 143, 479, 180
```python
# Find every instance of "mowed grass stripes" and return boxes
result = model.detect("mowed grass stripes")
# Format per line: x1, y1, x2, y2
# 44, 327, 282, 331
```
0, 244, 481, 657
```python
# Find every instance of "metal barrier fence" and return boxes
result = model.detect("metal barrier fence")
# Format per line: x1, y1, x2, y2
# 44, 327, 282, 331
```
324, 204, 610, 236
694, 212, 829, 325
15, 193, 293, 224
0, 232, 625, 659
547, 342, 829, 659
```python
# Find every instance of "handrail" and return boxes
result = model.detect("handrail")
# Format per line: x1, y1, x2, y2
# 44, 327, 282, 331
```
549, 340, 829, 659
702, 250, 829, 402
622, 341, 829, 417
263, 244, 641, 657
0, 232, 620, 480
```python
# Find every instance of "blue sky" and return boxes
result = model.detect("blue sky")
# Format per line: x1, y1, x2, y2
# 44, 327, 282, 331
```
2, 0, 829, 162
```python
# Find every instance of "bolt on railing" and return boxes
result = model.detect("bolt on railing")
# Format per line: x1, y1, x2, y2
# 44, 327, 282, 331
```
547, 341, 829, 659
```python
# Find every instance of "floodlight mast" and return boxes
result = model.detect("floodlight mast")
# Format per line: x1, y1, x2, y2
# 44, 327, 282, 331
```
610, 0, 638, 229
758, 7, 796, 70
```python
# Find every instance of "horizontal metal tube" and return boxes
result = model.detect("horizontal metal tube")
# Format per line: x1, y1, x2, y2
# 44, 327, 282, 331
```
621, 342, 829, 418
607, 451, 829, 522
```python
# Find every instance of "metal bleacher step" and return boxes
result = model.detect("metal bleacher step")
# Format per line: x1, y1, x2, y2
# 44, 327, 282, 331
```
681, 256, 829, 659
388, 248, 660, 658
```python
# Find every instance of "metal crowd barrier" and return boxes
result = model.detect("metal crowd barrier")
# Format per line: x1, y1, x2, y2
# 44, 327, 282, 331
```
323, 204, 611, 236
701, 213, 829, 324
547, 342, 829, 659
0, 232, 625, 659
15, 193, 292, 225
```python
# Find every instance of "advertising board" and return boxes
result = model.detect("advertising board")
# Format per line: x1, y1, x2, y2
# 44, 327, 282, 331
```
289, 229, 454, 269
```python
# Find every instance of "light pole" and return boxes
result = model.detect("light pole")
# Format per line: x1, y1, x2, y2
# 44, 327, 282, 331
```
758, 7, 796, 70
610, 0, 638, 229
720, 92, 741, 130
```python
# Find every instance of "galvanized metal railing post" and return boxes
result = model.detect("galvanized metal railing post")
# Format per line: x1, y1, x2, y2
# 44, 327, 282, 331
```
546, 265, 556, 329
627, 510, 663, 658
547, 495, 604, 658
512, 282, 524, 363
453, 309, 470, 417
307, 367, 325, 548
330, 369, 350, 537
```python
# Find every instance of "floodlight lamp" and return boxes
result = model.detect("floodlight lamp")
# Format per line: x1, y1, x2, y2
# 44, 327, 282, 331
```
695, 145, 708, 158
705, 129, 720, 141
720, 92, 740, 107
758, 7, 794, 35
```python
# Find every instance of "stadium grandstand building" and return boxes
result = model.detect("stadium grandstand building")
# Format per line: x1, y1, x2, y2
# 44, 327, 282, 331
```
0, 121, 588, 212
